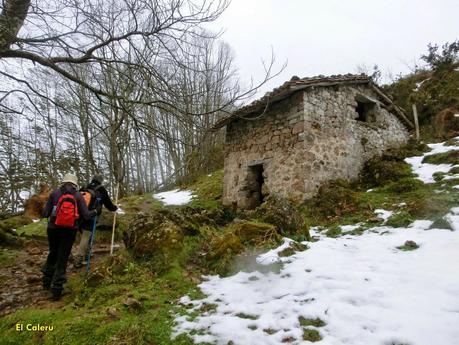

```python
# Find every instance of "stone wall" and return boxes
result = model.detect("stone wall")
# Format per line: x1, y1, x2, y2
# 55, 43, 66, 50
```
300, 85, 409, 198
222, 84, 410, 207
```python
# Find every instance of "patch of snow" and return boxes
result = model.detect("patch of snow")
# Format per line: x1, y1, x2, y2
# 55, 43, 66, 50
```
405, 138, 459, 183
153, 189, 194, 205
308, 226, 323, 235
179, 295, 192, 305
256, 238, 294, 265
116, 207, 125, 215
32, 219, 40, 223
366, 188, 374, 192
442, 174, 459, 181
413, 78, 430, 91
454, 114, 459, 118
374, 209, 393, 223
453, 185, 459, 189
398, 202, 407, 207
340, 223, 362, 233
445, 207, 459, 231
19, 190, 31, 199
408, 220, 433, 230
175, 224, 459, 345
405, 156, 452, 183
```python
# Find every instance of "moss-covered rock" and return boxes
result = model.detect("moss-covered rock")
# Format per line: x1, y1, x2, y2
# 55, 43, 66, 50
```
251, 195, 310, 239
205, 220, 282, 275
123, 210, 185, 272
361, 158, 414, 187
308, 179, 360, 219
385, 211, 416, 228
0, 216, 32, 247
397, 240, 419, 251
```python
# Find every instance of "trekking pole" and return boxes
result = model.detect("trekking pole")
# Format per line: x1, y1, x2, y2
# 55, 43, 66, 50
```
86, 198, 100, 273
110, 184, 120, 256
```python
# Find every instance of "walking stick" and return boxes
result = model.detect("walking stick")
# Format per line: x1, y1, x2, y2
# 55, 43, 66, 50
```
110, 184, 120, 256
86, 214, 98, 273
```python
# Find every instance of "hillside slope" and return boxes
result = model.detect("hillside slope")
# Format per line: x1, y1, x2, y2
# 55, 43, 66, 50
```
1, 138, 459, 344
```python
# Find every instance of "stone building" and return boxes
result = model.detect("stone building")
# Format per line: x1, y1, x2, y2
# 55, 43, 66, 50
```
213, 74, 413, 209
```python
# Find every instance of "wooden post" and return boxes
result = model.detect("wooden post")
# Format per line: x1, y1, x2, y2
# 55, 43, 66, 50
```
412, 103, 420, 140
110, 184, 120, 256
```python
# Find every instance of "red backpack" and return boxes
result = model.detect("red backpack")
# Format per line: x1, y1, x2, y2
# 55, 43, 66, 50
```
54, 193, 79, 228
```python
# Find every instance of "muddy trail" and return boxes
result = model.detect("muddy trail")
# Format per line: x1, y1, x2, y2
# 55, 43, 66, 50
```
0, 235, 120, 317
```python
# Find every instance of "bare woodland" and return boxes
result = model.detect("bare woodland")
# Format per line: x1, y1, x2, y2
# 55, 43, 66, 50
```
0, 0, 279, 212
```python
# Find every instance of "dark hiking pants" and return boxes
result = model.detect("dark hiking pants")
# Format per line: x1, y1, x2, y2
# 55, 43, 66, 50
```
42, 227, 76, 296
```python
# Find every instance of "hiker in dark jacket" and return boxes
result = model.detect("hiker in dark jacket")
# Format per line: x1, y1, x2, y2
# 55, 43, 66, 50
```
74, 174, 117, 268
42, 173, 96, 300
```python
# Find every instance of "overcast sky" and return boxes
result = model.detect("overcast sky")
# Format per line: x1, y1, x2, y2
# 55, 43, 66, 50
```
208, 0, 459, 100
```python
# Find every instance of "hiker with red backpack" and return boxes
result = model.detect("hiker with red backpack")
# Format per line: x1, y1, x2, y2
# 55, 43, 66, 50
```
74, 174, 117, 269
41, 174, 97, 300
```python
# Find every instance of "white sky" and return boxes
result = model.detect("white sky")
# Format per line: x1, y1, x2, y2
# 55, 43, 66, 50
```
208, 0, 459, 100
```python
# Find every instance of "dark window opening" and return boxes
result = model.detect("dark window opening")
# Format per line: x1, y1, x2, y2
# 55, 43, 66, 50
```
246, 164, 265, 209
355, 99, 376, 123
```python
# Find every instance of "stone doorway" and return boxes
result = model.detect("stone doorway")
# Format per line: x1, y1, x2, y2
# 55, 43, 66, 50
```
240, 163, 265, 209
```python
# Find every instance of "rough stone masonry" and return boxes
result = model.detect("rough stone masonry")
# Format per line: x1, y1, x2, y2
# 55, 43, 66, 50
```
213, 74, 413, 209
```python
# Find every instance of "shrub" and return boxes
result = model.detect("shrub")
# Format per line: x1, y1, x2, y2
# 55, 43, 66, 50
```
383, 177, 424, 193
310, 179, 360, 218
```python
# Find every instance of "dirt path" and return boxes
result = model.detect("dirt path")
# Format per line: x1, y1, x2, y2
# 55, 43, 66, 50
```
0, 236, 117, 317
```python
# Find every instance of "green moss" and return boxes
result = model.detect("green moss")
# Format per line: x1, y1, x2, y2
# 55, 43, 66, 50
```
186, 170, 224, 207
0, 248, 20, 267
386, 211, 416, 228
422, 150, 459, 164
0, 250, 197, 345
303, 179, 360, 221
235, 313, 259, 320
298, 316, 326, 328
278, 242, 308, 257
433, 172, 447, 181
382, 177, 424, 193
16, 219, 47, 237
361, 158, 414, 187
204, 221, 282, 275
429, 215, 452, 230
263, 328, 278, 335
0, 215, 33, 233
252, 195, 310, 238
325, 226, 342, 238
302, 328, 322, 342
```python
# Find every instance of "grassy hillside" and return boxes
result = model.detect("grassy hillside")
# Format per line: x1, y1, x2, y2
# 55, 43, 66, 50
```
1, 138, 459, 344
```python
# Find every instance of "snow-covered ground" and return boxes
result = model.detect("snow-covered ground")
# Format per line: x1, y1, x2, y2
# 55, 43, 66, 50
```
174, 140, 459, 345
153, 189, 194, 205
405, 138, 459, 183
